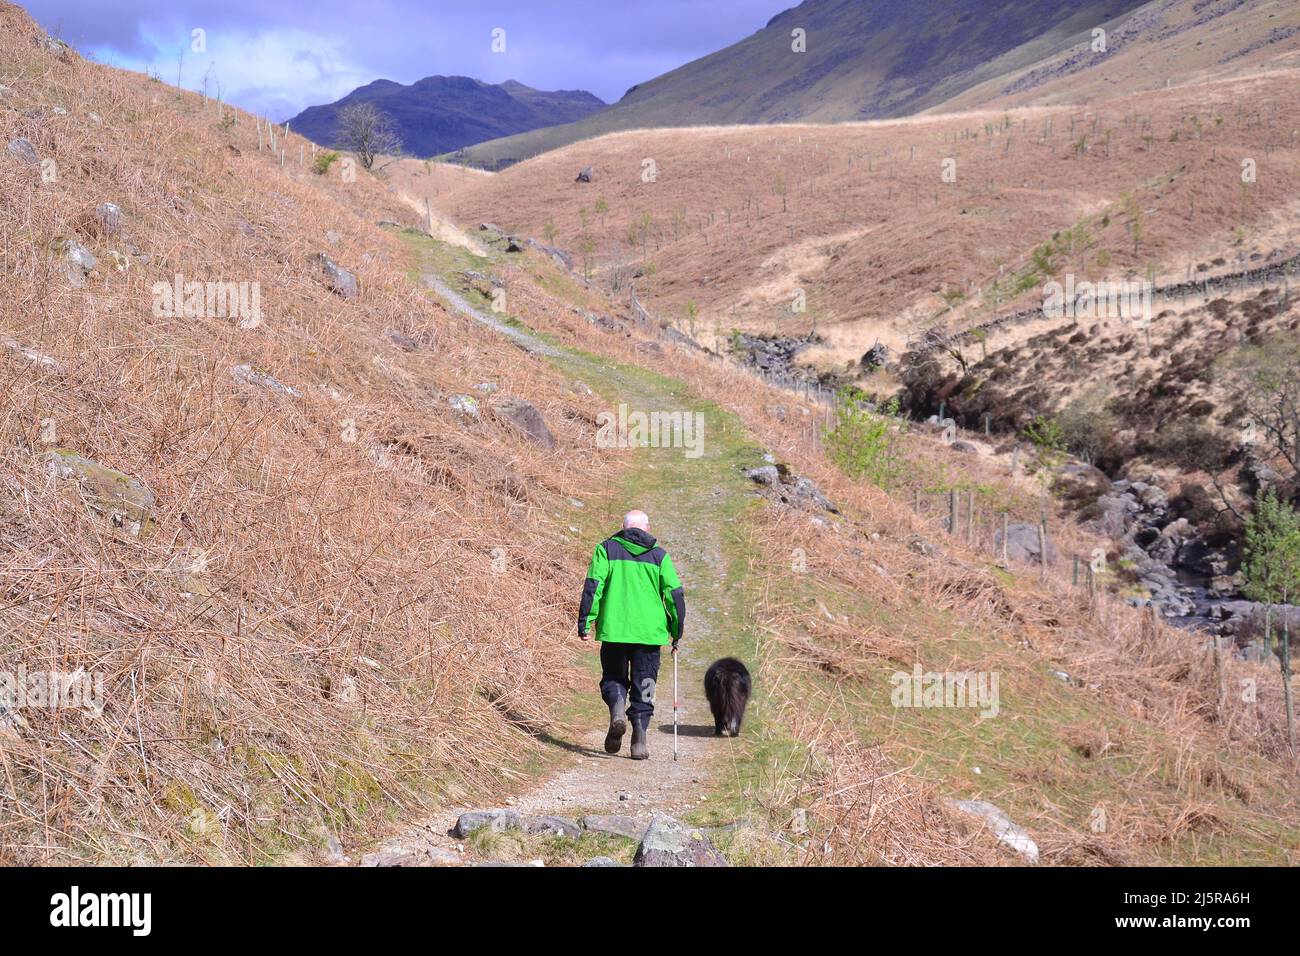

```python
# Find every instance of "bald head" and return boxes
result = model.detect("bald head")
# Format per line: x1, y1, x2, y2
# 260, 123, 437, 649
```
622, 510, 649, 532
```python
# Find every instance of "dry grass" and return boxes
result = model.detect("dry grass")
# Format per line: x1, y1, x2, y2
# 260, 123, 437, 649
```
0, 5, 620, 864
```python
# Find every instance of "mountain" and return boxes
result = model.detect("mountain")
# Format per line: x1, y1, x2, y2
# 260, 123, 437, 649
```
287, 75, 605, 157
455, 0, 1153, 168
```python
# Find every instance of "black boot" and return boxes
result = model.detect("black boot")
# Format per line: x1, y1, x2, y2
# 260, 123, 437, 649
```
629, 714, 649, 760
604, 696, 627, 754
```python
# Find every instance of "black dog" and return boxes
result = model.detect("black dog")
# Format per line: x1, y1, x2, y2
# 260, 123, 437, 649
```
704, 658, 751, 737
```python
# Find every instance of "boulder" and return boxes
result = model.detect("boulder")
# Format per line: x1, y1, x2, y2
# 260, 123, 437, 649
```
580, 815, 645, 840
316, 253, 357, 299
361, 842, 462, 867
452, 809, 522, 839
1095, 493, 1137, 537
6, 137, 39, 167
582, 856, 622, 867
633, 814, 728, 867
525, 238, 573, 271
93, 202, 123, 238
994, 522, 1057, 566
449, 394, 480, 419
2, 336, 64, 374
492, 397, 556, 450
57, 238, 97, 286
231, 364, 298, 397
743, 463, 837, 513
45, 449, 154, 535
383, 328, 420, 352
945, 799, 1038, 864
907, 534, 937, 557
523, 815, 581, 840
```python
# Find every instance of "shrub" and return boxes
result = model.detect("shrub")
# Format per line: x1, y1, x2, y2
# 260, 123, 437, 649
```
825, 394, 908, 489
313, 150, 341, 175
1057, 387, 1116, 464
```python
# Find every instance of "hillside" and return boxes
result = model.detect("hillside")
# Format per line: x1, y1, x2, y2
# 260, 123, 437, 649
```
454, 0, 1153, 169
937, 0, 1300, 113
2, 1, 1298, 869
425, 67, 1300, 365
287, 75, 605, 158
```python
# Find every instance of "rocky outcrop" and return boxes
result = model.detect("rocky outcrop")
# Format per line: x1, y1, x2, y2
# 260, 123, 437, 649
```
2, 336, 64, 374
633, 814, 728, 867
45, 450, 154, 536
383, 328, 420, 352
231, 364, 299, 397
56, 238, 96, 287
491, 397, 556, 450
525, 238, 573, 271
6, 136, 39, 166
92, 202, 122, 238
452, 808, 522, 838
523, 815, 582, 839
316, 253, 357, 299
743, 462, 837, 514
579, 814, 645, 840
994, 522, 1057, 566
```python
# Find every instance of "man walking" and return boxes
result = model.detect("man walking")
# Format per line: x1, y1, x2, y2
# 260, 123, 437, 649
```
578, 510, 685, 760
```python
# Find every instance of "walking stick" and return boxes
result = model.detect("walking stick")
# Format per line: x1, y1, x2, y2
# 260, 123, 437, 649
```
673, 649, 679, 762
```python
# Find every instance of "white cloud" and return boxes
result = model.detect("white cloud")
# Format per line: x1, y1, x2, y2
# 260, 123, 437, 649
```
89, 25, 373, 120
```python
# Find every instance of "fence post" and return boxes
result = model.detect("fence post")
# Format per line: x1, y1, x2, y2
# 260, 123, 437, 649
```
1038, 510, 1048, 583
1072, 554, 1080, 587
999, 512, 1009, 567
967, 489, 976, 545
948, 490, 958, 535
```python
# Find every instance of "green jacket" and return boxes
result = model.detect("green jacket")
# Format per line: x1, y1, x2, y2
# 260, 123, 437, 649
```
578, 528, 685, 646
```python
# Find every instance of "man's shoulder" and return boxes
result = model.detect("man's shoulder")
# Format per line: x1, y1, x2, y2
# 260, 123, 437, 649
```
602, 537, 667, 565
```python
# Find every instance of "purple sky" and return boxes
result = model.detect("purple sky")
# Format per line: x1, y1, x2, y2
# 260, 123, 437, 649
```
23, 0, 792, 121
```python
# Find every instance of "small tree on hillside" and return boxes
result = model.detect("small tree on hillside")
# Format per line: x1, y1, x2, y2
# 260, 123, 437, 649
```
1242, 490, 1300, 755
825, 393, 908, 490
1150, 420, 1241, 521
1057, 386, 1116, 465
337, 103, 402, 170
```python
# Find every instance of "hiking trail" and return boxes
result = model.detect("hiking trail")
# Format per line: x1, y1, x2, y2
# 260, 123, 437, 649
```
357, 238, 761, 866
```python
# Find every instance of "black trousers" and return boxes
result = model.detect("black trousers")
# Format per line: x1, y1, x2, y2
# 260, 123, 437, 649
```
599, 642, 662, 725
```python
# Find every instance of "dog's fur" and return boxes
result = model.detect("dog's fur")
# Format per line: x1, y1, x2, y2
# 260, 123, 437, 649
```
704, 658, 751, 737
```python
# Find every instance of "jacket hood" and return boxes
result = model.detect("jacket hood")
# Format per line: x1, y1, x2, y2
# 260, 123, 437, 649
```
613, 527, 657, 554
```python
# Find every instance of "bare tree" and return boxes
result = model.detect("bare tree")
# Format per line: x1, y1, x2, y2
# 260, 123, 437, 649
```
336, 103, 402, 171
1222, 335, 1300, 484
916, 324, 970, 374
